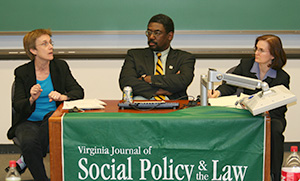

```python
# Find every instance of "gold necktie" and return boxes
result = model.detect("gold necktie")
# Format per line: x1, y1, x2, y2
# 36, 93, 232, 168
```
154, 53, 166, 100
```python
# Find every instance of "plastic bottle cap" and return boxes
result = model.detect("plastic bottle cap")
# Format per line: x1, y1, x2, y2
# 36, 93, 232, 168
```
291, 146, 298, 152
9, 160, 17, 167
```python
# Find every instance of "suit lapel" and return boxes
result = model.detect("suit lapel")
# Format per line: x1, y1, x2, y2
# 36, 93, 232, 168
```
25, 61, 37, 91
165, 48, 176, 74
144, 48, 155, 75
49, 60, 61, 92
144, 47, 176, 75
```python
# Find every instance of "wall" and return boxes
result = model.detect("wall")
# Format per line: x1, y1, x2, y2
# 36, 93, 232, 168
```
0, 33, 299, 144
1, 0, 300, 31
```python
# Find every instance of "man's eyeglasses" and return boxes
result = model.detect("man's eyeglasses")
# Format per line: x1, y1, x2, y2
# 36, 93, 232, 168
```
37, 41, 54, 47
145, 30, 163, 37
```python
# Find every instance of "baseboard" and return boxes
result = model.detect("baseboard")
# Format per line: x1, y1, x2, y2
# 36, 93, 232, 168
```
284, 142, 300, 152
0, 144, 21, 154
1, 142, 299, 154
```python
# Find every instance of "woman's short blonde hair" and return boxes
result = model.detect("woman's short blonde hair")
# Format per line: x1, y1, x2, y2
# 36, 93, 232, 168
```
23, 29, 52, 60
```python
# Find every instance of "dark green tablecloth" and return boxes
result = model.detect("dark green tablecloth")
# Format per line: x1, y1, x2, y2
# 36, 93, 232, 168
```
62, 106, 265, 181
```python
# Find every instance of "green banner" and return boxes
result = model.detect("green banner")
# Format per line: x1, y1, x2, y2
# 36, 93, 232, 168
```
62, 106, 265, 181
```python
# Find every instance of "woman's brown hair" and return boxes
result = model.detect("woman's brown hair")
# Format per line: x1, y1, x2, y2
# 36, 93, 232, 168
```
255, 34, 287, 70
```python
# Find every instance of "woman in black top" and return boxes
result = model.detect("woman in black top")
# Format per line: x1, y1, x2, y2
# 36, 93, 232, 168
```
209, 34, 289, 181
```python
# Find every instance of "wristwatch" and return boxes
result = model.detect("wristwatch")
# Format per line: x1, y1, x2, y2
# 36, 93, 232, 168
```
141, 74, 147, 81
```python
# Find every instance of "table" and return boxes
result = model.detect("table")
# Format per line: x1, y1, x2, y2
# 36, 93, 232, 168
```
49, 100, 270, 180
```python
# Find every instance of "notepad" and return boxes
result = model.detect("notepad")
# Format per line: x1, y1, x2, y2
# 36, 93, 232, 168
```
62, 99, 106, 110
208, 93, 249, 109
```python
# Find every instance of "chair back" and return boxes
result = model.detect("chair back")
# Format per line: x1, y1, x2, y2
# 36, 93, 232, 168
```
11, 81, 21, 147
11, 81, 16, 124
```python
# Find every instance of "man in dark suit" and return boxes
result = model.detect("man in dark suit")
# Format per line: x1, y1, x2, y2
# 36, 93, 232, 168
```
119, 14, 195, 100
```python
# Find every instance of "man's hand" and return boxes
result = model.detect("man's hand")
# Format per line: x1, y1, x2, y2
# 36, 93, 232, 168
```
139, 74, 152, 84
156, 88, 172, 96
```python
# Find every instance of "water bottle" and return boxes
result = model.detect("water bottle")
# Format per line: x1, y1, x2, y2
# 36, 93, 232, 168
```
5, 160, 21, 181
122, 86, 133, 103
281, 146, 300, 181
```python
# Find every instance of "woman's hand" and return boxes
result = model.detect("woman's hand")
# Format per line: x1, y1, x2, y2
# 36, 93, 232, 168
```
207, 90, 221, 98
48, 91, 68, 102
29, 84, 43, 104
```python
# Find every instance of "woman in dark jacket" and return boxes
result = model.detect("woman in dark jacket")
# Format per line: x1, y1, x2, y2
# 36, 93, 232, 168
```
209, 34, 289, 181
6, 29, 84, 180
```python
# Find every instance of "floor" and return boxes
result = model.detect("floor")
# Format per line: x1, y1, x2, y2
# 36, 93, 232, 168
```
0, 154, 50, 181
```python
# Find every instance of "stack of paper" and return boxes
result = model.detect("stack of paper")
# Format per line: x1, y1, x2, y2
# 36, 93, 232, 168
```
62, 99, 106, 110
208, 93, 249, 109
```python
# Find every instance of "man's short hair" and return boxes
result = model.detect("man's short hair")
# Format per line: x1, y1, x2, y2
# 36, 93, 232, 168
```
148, 14, 174, 33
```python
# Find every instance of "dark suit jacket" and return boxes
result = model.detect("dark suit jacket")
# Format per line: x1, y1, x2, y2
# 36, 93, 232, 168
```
7, 59, 84, 139
217, 58, 290, 123
119, 47, 195, 99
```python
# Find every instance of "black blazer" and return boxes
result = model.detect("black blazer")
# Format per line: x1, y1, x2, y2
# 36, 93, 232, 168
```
119, 47, 195, 99
217, 58, 290, 122
7, 59, 84, 139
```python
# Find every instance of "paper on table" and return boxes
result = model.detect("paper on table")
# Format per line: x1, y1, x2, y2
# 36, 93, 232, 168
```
62, 99, 106, 110
208, 93, 249, 109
